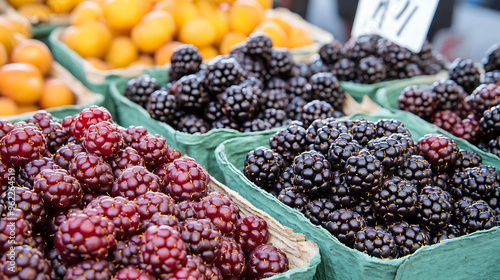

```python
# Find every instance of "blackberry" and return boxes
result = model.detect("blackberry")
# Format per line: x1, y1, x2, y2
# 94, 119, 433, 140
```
115, 266, 155, 280
177, 114, 211, 134
350, 119, 378, 146
0, 209, 32, 254
354, 227, 397, 259
215, 236, 245, 278
432, 171, 451, 192
292, 150, 332, 197
480, 103, 500, 136
448, 58, 482, 94
160, 157, 210, 202
309, 123, 348, 156
430, 110, 462, 132
417, 134, 458, 172
53, 142, 84, 170
455, 149, 482, 170
327, 133, 362, 171
449, 166, 498, 201
0, 185, 47, 231
417, 186, 453, 231
483, 70, 500, 85
304, 117, 339, 145
391, 133, 418, 161
331, 58, 357, 82
345, 149, 383, 199
234, 215, 270, 253
111, 166, 160, 200
458, 200, 496, 234
286, 96, 307, 120
397, 155, 433, 191
329, 170, 356, 208
325, 208, 367, 247
431, 79, 467, 111
451, 115, 483, 144
398, 85, 437, 120
277, 187, 308, 213
69, 152, 114, 194
387, 222, 430, 257
245, 244, 289, 280
147, 89, 184, 127
212, 116, 240, 131
268, 48, 295, 78
205, 56, 245, 96
309, 72, 345, 110
83, 121, 124, 158
64, 259, 114, 280
0, 125, 46, 166
134, 192, 180, 231
488, 136, 500, 157
271, 166, 294, 197
430, 224, 461, 244
258, 89, 289, 112
168, 44, 203, 81
298, 100, 336, 128
219, 84, 259, 124
109, 146, 145, 178
203, 100, 223, 124
318, 40, 343, 65
194, 191, 239, 235
258, 108, 290, 128
33, 168, 82, 210
343, 35, 378, 62
108, 235, 141, 270
180, 218, 222, 264
304, 198, 336, 226
265, 77, 287, 92
482, 43, 500, 72
377, 40, 413, 72
27, 112, 67, 154
232, 53, 270, 82
244, 147, 284, 190
358, 55, 387, 84
373, 177, 418, 222
172, 74, 210, 113
375, 119, 411, 138
0, 245, 51, 279
240, 118, 273, 132
124, 75, 160, 108
452, 196, 475, 225
269, 121, 307, 164
286, 76, 312, 101
243, 33, 273, 60
366, 136, 402, 173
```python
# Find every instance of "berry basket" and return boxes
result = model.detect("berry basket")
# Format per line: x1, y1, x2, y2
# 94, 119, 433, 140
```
214, 108, 500, 280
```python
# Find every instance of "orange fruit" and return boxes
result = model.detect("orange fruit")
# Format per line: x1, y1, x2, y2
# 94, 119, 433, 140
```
129, 54, 154, 67
105, 36, 138, 68
171, 0, 199, 28
131, 10, 176, 53
154, 40, 183, 65
103, 0, 144, 32
85, 57, 113, 70
178, 16, 216, 49
0, 97, 18, 116
198, 45, 218, 61
10, 39, 54, 76
265, 13, 292, 33
219, 31, 247, 55
206, 9, 229, 45
39, 78, 75, 109
17, 3, 52, 23
0, 63, 44, 105
0, 44, 7, 67
228, 0, 265, 35
6, 0, 42, 9
62, 20, 112, 59
3, 14, 32, 39
47, 0, 77, 14
71, 1, 103, 25
17, 104, 39, 114
254, 0, 272, 9
0, 20, 16, 55
139, 0, 154, 15
253, 20, 288, 47
288, 25, 314, 49
153, 0, 177, 13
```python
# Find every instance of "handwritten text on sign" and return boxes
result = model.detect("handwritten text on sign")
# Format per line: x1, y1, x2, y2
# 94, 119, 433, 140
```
351, 0, 439, 53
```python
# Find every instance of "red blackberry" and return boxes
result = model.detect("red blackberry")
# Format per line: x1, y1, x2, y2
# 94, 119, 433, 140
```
318, 40, 343, 65
417, 186, 453, 231
358, 55, 387, 84
304, 198, 336, 226
55, 210, 116, 263
121, 125, 148, 147
345, 149, 383, 199
430, 110, 462, 132
71, 105, 113, 139
0, 125, 46, 166
298, 100, 336, 128
28, 112, 68, 154
353, 227, 397, 259
480, 103, 500, 136
417, 134, 458, 172
286, 76, 312, 101
375, 119, 410, 138
177, 200, 197, 221
177, 114, 211, 134
268, 48, 295, 79
194, 191, 239, 235
45, 207, 81, 244
163, 267, 204, 280
183, 254, 208, 279
0, 209, 32, 254
142, 212, 180, 232
309, 71, 345, 110
292, 150, 332, 197
53, 142, 84, 170
431, 79, 467, 111
205, 56, 245, 96
398, 85, 437, 120
134, 191, 180, 231
115, 266, 155, 280
244, 147, 284, 190
172, 73, 210, 112
387, 222, 430, 257
448, 58, 482, 94
0, 186, 46, 230
277, 187, 308, 213
160, 157, 209, 202
180, 218, 222, 264
372, 177, 418, 222
329, 170, 356, 208
0, 245, 50, 279
69, 152, 114, 194
33, 168, 82, 210
109, 146, 145, 178
483, 70, 500, 85
269, 121, 307, 164
204, 265, 222, 280
325, 208, 367, 247
366, 136, 402, 174
327, 133, 362, 171
124, 74, 160, 108
350, 119, 378, 146
331, 58, 358, 81
451, 115, 482, 144
450, 166, 498, 201
234, 215, 269, 253
458, 200, 496, 234
245, 244, 289, 280
258, 108, 290, 128
397, 155, 433, 191
108, 235, 141, 270
111, 166, 160, 200
138, 225, 187, 276
0, 119, 14, 140
17, 156, 59, 187
147, 88, 184, 127
169, 44, 203, 80
215, 236, 245, 278
132, 133, 173, 171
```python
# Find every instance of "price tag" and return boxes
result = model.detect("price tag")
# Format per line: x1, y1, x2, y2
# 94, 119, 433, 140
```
351, 0, 439, 53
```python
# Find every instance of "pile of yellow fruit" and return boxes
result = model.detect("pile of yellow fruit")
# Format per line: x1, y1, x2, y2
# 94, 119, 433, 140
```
57, 0, 315, 70
6, 0, 84, 22
0, 14, 74, 116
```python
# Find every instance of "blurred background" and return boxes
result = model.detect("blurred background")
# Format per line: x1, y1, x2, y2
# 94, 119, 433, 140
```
275, 0, 500, 62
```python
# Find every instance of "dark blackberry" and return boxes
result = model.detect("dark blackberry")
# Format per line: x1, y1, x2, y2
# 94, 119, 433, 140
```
318, 40, 343, 65
219, 84, 259, 124
124, 75, 160, 108
350, 119, 378, 146
455, 149, 482, 170
0, 245, 51, 279
309, 123, 348, 156
69, 152, 114, 194
108, 235, 141, 270
304, 198, 336, 226
295, 61, 312, 79
17, 156, 59, 187
277, 187, 308, 213
488, 136, 500, 157
358, 55, 387, 84
451, 115, 483, 144
232, 53, 270, 82
387, 222, 430, 257
354, 227, 397, 259
271, 166, 293, 197
269, 121, 307, 164
309, 71, 345, 110
265, 77, 287, 92
377, 39, 413, 73
172, 74, 210, 113
258, 108, 290, 128
64, 259, 114, 280
245, 244, 289, 280
304, 117, 339, 146
325, 208, 367, 247
449, 166, 498, 201
258, 89, 289, 112
375, 119, 411, 138
343, 35, 378, 62
327, 133, 362, 171
240, 119, 273, 132
397, 155, 433, 191
243, 33, 273, 60
389, 133, 417, 161
286, 96, 307, 120
286, 76, 312, 101
480, 103, 500, 136
350, 199, 379, 227
234, 215, 269, 253
268, 48, 295, 78
488, 186, 500, 215
431, 79, 468, 111
331, 58, 358, 82
292, 150, 332, 197
452, 196, 475, 225
168, 44, 203, 81
177, 114, 211, 134
405, 63, 424, 78
205, 56, 245, 96
482, 43, 500, 72
366, 136, 402, 173
373, 177, 418, 222
345, 149, 383, 199
298, 100, 336, 128
430, 224, 461, 244
458, 200, 496, 234
212, 116, 240, 131
329, 170, 356, 208
430, 110, 462, 132
448, 58, 482, 94
244, 146, 284, 190
203, 100, 223, 124
417, 134, 458, 172
180, 218, 222, 264
417, 186, 453, 231
53, 142, 84, 170
432, 171, 451, 193
483, 70, 500, 85
416, 41, 446, 75
215, 236, 245, 278
398, 85, 437, 120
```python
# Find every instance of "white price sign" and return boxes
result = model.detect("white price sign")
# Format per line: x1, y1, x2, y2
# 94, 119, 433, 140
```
351, 0, 439, 53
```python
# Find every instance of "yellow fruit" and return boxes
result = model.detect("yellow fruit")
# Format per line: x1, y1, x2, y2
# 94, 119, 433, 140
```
131, 10, 176, 54
171, 0, 199, 28
206, 9, 229, 45
228, 0, 265, 35
103, 0, 144, 32
194, 0, 217, 17
0, 97, 18, 116
253, 20, 288, 47
198, 45, 218, 61
265, 13, 292, 33
62, 20, 112, 59
154, 40, 183, 65
3, 14, 32, 39
85, 57, 113, 70
0, 20, 16, 55
288, 25, 314, 49
178, 16, 216, 49
0, 44, 7, 67
17, 103, 39, 114
0, 63, 44, 105
47, 0, 76, 14
6, 0, 42, 9
219, 31, 246, 55
105, 36, 138, 68
17, 3, 52, 22
139, 0, 154, 15
39, 78, 75, 109
70, 1, 103, 25
10, 39, 53, 76
254, 0, 272, 9
153, 0, 177, 13
129, 54, 154, 67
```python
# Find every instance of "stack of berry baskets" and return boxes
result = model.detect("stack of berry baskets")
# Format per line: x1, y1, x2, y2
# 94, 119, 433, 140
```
109, 33, 382, 182
0, 106, 320, 280
213, 108, 500, 280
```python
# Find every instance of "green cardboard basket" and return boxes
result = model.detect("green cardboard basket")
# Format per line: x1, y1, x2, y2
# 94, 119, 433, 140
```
214, 108, 500, 280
